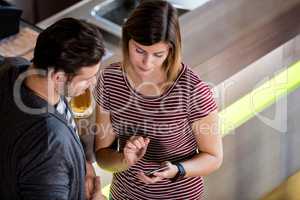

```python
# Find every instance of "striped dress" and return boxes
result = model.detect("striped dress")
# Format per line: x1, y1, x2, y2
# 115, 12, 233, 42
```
94, 63, 217, 200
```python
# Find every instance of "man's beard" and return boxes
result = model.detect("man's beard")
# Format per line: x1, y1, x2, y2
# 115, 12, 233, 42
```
63, 83, 74, 97
55, 82, 73, 98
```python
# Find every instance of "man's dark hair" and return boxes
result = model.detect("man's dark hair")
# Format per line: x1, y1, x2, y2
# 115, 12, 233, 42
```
32, 18, 105, 74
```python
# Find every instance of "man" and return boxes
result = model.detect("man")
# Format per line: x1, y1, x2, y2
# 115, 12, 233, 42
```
0, 18, 106, 200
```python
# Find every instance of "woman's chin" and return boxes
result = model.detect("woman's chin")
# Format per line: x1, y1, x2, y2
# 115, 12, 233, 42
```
136, 66, 153, 76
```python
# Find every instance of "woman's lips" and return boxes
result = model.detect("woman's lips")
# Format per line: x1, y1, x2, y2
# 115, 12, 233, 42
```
137, 65, 151, 72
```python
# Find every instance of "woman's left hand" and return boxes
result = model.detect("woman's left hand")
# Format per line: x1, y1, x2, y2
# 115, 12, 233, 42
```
137, 161, 178, 184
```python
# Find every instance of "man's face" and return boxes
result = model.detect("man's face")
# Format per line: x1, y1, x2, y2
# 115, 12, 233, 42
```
65, 62, 101, 97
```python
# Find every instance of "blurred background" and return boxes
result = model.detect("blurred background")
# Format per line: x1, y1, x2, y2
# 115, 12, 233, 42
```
1, 0, 300, 199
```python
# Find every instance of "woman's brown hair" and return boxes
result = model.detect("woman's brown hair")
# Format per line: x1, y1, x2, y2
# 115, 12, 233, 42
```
122, 0, 182, 83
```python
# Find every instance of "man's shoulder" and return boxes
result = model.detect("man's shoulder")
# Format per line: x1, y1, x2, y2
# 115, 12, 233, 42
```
43, 114, 74, 140
23, 114, 63, 136
20, 114, 72, 144
0, 57, 30, 78
0, 57, 30, 90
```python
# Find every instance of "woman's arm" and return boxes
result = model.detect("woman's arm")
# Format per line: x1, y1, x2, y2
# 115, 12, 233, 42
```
94, 105, 128, 172
181, 110, 223, 177
95, 105, 150, 172
138, 110, 223, 183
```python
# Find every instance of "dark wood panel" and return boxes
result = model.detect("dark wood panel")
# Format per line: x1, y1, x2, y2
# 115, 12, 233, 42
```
180, 0, 300, 84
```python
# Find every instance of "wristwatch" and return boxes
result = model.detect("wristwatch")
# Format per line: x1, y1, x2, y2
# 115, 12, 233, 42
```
170, 162, 186, 182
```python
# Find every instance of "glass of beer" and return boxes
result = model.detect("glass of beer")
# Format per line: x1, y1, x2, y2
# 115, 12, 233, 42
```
69, 88, 94, 118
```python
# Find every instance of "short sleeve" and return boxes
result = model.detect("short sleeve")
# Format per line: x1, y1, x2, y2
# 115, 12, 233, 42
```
188, 81, 217, 123
93, 69, 110, 111
17, 122, 71, 200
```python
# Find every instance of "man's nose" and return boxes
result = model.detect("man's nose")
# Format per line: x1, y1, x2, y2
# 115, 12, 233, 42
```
90, 76, 97, 88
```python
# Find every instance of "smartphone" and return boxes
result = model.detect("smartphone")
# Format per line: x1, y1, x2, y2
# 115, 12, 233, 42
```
145, 166, 169, 176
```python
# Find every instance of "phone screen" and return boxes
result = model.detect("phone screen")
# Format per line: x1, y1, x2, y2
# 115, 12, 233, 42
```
145, 166, 169, 176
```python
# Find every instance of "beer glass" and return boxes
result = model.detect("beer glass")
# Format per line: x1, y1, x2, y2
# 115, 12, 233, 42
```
69, 88, 94, 118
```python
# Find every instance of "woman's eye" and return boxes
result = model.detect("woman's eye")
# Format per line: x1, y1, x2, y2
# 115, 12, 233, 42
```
136, 48, 144, 54
154, 54, 164, 58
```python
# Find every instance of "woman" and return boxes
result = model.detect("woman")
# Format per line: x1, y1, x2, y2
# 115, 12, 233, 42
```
94, 1, 223, 199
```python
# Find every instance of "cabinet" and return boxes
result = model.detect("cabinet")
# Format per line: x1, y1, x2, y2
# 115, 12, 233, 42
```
12, 0, 81, 24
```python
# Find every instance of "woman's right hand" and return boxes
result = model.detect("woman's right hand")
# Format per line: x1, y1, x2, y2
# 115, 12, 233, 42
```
123, 136, 150, 167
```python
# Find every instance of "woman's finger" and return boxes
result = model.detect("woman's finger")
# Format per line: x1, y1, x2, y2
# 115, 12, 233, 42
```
144, 137, 150, 147
132, 139, 143, 149
153, 170, 169, 179
124, 147, 137, 154
125, 141, 137, 150
137, 171, 162, 184
137, 137, 146, 147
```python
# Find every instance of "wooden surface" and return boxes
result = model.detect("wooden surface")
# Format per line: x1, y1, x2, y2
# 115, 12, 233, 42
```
0, 27, 39, 60
180, 0, 300, 84
35, 0, 300, 86
261, 170, 300, 200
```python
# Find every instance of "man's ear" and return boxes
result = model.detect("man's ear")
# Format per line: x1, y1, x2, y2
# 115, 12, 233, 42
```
51, 70, 67, 83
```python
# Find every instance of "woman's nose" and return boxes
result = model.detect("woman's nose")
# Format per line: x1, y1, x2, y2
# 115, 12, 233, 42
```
142, 54, 152, 66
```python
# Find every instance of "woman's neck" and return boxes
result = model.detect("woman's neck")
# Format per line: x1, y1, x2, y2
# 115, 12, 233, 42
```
126, 65, 168, 96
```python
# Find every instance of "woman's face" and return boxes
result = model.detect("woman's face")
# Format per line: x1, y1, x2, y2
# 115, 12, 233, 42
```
128, 39, 170, 77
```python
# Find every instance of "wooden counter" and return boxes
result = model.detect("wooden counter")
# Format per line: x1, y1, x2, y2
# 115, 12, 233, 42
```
180, 0, 300, 84
0, 22, 40, 60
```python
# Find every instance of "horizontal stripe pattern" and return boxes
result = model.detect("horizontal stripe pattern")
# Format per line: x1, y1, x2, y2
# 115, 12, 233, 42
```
94, 63, 217, 200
